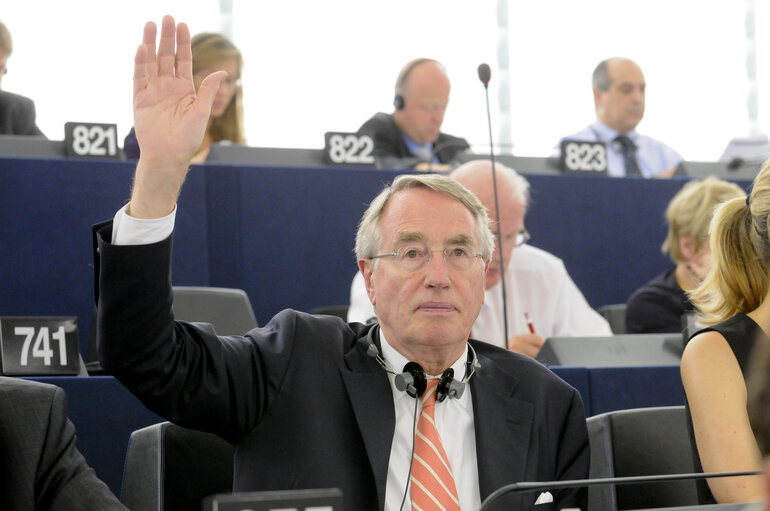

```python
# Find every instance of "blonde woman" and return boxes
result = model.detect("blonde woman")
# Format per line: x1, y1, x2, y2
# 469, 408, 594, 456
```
683, 164, 770, 504
626, 177, 744, 333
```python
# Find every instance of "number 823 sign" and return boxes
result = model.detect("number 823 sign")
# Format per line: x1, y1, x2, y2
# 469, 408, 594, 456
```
0, 317, 80, 375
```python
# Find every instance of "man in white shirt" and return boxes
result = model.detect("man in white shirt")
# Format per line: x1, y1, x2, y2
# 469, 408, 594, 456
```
349, 159, 612, 357
556, 57, 682, 178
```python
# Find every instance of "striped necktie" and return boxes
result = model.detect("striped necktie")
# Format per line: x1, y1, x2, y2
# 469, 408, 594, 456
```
410, 379, 461, 511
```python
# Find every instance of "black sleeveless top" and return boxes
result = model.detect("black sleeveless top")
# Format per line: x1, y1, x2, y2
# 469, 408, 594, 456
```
684, 313, 764, 504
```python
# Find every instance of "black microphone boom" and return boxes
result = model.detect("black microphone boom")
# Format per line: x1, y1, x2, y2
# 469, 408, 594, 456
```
478, 470, 762, 510
477, 62, 510, 350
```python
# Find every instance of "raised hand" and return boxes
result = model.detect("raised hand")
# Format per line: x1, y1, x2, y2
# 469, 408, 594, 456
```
128, 15, 225, 219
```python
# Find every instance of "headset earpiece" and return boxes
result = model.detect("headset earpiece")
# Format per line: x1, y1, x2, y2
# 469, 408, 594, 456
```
366, 324, 477, 401
394, 362, 427, 398
393, 93, 405, 110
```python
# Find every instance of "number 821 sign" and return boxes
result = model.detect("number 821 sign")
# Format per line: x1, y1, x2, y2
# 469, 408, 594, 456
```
0, 317, 80, 375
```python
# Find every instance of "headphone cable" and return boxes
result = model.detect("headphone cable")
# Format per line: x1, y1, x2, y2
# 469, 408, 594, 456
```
398, 395, 420, 511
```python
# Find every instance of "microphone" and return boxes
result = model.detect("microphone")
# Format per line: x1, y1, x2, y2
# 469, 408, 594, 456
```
478, 470, 762, 511
477, 62, 510, 350
478, 63, 491, 87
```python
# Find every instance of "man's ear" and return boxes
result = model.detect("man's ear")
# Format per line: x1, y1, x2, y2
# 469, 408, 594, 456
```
592, 87, 603, 110
358, 259, 376, 306
679, 236, 696, 261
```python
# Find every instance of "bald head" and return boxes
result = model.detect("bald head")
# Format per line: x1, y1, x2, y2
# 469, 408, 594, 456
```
393, 59, 450, 145
592, 57, 646, 134
451, 160, 529, 289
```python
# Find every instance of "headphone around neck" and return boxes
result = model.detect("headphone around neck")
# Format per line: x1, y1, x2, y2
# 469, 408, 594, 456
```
365, 324, 480, 402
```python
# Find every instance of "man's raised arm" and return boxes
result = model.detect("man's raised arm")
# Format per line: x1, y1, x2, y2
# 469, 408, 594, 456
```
128, 15, 224, 220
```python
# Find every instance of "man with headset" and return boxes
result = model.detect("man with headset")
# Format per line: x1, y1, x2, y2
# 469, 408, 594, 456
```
95, 16, 588, 511
356, 58, 469, 169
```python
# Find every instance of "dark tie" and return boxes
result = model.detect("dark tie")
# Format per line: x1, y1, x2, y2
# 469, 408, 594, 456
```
614, 135, 641, 176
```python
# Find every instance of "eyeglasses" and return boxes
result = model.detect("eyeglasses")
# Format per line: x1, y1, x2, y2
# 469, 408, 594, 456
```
493, 228, 530, 248
222, 76, 242, 88
370, 244, 483, 272
515, 228, 530, 247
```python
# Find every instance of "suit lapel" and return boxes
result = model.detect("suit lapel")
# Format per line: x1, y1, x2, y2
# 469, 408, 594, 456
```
340, 333, 394, 511
470, 351, 535, 502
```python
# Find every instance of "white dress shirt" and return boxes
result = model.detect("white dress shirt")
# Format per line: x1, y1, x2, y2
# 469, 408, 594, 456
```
379, 330, 480, 511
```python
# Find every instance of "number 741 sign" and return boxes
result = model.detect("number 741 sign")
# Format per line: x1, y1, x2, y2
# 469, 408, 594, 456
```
0, 317, 80, 375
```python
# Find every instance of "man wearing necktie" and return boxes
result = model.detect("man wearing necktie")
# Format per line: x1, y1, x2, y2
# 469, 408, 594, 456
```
557, 57, 683, 178
95, 16, 589, 511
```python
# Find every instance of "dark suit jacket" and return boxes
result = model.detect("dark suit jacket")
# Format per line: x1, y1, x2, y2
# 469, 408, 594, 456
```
0, 90, 45, 137
95, 224, 589, 511
0, 377, 126, 511
357, 112, 469, 168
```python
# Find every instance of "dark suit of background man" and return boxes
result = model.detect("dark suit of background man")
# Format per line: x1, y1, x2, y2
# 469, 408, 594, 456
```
0, 19, 45, 137
0, 377, 127, 510
356, 58, 469, 169
96, 16, 588, 511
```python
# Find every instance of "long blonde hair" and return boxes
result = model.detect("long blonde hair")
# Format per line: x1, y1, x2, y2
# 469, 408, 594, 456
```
191, 33, 245, 145
690, 163, 770, 323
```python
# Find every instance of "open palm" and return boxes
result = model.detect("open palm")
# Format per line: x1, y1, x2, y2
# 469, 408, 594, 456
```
133, 16, 224, 166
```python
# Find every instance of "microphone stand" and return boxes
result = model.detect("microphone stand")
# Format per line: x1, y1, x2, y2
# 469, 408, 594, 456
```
479, 470, 762, 510
478, 63, 510, 350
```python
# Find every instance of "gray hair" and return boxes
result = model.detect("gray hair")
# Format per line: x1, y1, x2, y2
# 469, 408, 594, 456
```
0, 20, 12, 55
592, 59, 611, 91
355, 173, 494, 261
449, 159, 530, 212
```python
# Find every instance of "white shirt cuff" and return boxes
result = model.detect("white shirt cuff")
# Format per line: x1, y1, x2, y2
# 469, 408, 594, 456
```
112, 204, 176, 245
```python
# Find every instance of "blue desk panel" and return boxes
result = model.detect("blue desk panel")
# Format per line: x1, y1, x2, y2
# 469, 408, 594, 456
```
3, 156, 749, 359
587, 365, 685, 415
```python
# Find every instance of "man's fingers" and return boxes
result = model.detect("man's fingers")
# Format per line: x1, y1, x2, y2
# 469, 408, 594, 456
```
133, 45, 148, 98
157, 15, 177, 77
196, 71, 226, 112
175, 22, 193, 82
142, 21, 157, 82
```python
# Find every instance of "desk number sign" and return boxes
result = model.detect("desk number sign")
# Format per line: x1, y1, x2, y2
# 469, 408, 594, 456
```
64, 122, 120, 159
559, 140, 608, 174
323, 132, 375, 166
0, 317, 80, 375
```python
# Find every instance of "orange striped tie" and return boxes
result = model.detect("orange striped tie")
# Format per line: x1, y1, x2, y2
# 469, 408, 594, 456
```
410, 379, 460, 511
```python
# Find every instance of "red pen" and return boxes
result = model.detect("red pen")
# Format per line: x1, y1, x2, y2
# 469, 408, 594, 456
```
524, 312, 536, 334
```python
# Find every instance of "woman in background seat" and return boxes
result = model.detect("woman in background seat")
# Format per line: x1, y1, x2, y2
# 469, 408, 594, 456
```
124, 32, 245, 163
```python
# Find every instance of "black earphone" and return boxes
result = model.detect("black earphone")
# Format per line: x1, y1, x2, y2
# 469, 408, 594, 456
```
393, 58, 436, 111
365, 324, 479, 401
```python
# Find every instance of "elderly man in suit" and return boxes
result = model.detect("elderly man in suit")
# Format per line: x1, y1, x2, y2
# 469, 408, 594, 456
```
95, 16, 589, 511
0, 377, 126, 510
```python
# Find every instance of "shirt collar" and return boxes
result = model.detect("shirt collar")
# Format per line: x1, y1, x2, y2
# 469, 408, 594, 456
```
400, 131, 435, 162
591, 119, 638, 143
378, 328, 472, 408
